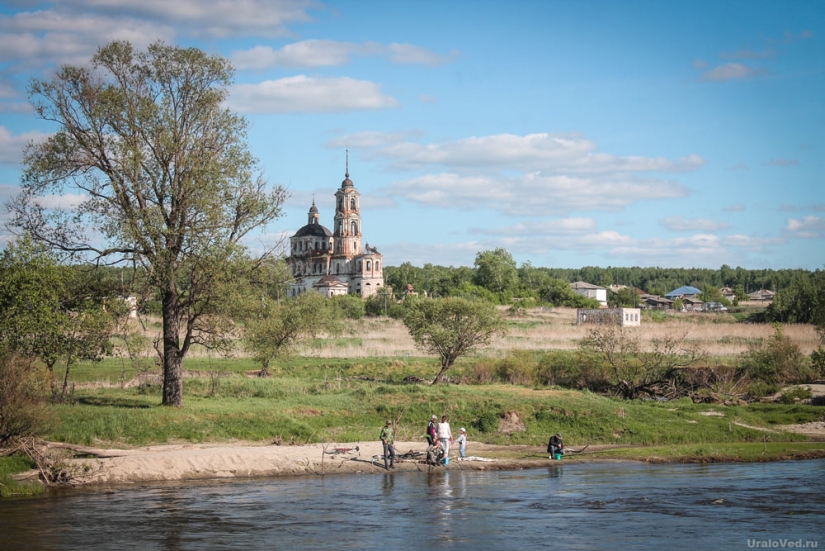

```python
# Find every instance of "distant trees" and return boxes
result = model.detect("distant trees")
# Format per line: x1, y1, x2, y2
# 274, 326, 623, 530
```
402, 298, 506, 384
609, 287, 641, 308
11, 41, 287, 407
383, 257, 810, 308
765, 270, 825, 326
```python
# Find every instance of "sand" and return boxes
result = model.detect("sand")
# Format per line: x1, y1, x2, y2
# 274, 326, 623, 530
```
63, 440, 539, 486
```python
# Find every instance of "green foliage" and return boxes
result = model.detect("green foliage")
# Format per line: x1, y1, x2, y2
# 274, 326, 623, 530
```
493, 350, 537, 385
402, 297, 507, 383
0, 455, 44, 497
473, 248, 518, 294
609, 287, 641, 308
244, 292, 343, 374
331, 294, 366, 319
766, 270, 825, 325
13, 41, 287, 407
0, 352, 53, 444
738, 324, 810, 386
811, 347, 825, 378
777, 386, 813, 404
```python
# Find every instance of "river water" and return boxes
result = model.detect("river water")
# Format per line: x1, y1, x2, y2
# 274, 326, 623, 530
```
1, 460, 823, 550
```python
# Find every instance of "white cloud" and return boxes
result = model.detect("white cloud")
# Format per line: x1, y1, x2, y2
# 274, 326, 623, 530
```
472, 218, 597, 236
724, 204, 746, 212
61, 0, 316, 38
0, 127, 48, 164
326, 130, 424, 149
361, 132, 705, 174
786, 216, 825, 238
701, 63, 765, 81
384, 172, 689, 216
660, 216, 730, 232
35, 193, 88, 210
231, 40, 453, 70
229, 76, 399, 113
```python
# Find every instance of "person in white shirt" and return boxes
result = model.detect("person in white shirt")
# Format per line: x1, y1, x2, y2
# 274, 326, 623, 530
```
436, 415, 452, 457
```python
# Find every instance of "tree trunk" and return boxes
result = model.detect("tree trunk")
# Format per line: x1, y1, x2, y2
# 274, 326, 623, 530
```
161, 288, 183, 407
431, 361, 452, 384
60, 359, 71, 399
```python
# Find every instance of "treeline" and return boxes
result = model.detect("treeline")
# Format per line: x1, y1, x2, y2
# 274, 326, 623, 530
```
385, 250, 816, 303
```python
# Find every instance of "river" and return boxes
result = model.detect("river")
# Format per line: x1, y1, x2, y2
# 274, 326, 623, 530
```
1, 460, 822, 550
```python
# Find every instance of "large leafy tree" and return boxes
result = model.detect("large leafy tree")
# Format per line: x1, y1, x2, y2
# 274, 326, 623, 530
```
402, 297, 506, 384
473, 248, 518, 294
10, 41, 287, 407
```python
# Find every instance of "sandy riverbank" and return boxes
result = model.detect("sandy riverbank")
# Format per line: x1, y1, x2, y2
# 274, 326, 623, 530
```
56, 440, 553, 485
27, 424, 814, 487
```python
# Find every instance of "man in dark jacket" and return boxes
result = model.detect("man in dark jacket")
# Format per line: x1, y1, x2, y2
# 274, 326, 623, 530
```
548, 433, 564, 458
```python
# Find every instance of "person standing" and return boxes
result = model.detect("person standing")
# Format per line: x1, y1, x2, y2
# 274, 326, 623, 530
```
427, 415, 437, 446
437, 415, 452, 457
380, 420, 395, 469
456, 427, 467, 459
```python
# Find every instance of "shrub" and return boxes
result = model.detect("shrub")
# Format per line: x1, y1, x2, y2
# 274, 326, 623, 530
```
811, 347, 825, 378
777, 386, 813, 404
738, 324, 809, 385
0, 352, 53, 444
535, 352, 580, 387
494, 350, 537, 385
331, 295, 366, 320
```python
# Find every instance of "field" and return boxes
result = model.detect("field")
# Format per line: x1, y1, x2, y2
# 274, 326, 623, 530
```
46, 305, 823, 448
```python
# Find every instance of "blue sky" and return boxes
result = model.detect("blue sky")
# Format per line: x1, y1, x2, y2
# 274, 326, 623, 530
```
0, 0, 823, 270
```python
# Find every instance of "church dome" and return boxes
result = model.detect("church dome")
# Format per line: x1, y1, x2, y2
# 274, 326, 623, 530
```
294, 223, 332, 238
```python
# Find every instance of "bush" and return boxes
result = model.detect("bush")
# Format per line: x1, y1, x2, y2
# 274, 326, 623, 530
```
738, 324, 810, 385
746, 380, 781, 399
777, 386, 813, 404
811, 347, 825, 378
535, 352, 581, 387
331, 295, 366, 320
494, 350, 537, 385
0, 352, 53, 444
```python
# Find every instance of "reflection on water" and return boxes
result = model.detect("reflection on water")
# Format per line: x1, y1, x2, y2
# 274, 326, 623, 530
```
0, 460, 823, 550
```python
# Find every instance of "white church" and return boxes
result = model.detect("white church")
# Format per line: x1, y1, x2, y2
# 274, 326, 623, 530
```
286, 163, 385, 298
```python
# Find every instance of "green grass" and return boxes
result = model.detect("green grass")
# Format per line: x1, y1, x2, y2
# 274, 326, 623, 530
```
0, 456, 44, 498
41, 358, 825, 451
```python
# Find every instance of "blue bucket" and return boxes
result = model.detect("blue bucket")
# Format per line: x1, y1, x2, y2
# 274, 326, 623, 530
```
444, 457, 449, 465
554, 453, 562, 461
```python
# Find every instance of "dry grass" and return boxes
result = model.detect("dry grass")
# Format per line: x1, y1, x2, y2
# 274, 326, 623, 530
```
122, 308, 822, 362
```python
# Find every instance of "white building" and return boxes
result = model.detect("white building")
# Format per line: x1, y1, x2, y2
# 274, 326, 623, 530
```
571, 281, 608, 307
286, 165, 385, 298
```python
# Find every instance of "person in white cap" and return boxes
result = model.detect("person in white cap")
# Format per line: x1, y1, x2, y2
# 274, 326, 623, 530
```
456, 427, 467, 459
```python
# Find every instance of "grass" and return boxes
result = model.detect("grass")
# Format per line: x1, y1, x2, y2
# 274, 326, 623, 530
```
0, 456, 44, 497
42, 369, 824, 451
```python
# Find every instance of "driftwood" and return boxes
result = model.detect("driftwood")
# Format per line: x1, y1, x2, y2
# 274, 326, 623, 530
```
565, 444, 590, 454
39, 441, 137, 458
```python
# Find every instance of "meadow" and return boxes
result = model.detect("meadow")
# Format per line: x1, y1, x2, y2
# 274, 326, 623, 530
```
46, 305, 823, 449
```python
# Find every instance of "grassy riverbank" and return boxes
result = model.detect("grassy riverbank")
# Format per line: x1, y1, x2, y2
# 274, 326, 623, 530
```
45, 356, 824, 449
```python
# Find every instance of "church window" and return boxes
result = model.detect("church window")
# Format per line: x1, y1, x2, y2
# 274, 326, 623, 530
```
376, 261, 380, 271
351, 221, 357, 234
350, 198, 356, 210
366, 260, 372, 271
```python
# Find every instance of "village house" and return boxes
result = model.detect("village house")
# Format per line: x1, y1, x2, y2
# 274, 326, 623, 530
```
748, 289, 775, 302
570, 281, 608, 307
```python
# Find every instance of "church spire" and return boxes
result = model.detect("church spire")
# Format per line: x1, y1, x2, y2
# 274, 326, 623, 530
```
345, 148, 349, 178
